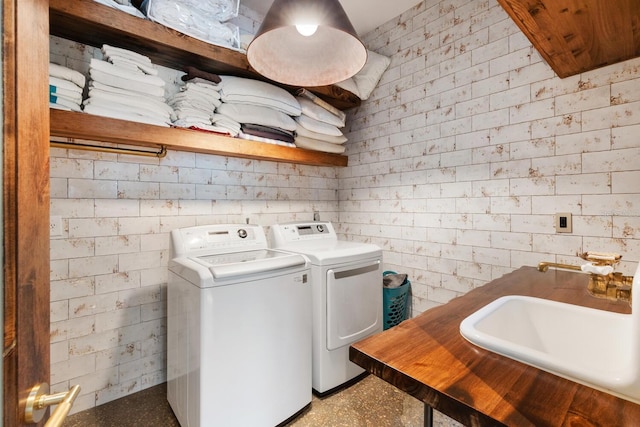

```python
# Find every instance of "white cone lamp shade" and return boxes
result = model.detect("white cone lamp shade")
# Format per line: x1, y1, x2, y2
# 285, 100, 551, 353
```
247, 0, 367, 87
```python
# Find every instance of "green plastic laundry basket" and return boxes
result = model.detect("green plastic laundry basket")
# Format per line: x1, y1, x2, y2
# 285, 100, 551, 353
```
382, 270, 410, 330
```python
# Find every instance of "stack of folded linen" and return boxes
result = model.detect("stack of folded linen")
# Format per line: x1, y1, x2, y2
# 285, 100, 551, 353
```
169, 78, 227, 134
214, 75, 301, 147
49, 63, 86, 112
293, 97, 348, 154
83, 44, 174, 127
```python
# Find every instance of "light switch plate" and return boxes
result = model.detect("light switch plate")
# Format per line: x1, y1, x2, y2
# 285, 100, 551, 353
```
555, 213, 572, 233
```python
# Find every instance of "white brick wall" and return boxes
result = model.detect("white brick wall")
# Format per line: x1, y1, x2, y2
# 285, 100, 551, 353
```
343, 0, 640, 320
49, 0, 640, 420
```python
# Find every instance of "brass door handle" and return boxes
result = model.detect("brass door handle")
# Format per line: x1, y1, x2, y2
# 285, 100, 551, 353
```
25, 383, 81, 426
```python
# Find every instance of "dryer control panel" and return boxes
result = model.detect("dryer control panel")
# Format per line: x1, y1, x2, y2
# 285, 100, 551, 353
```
171, 224, 268, 257
270, 222, 336, 244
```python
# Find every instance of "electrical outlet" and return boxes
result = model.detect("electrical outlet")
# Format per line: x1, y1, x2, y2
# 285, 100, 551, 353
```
50, 216, 63, 237
555, 213, 572, 233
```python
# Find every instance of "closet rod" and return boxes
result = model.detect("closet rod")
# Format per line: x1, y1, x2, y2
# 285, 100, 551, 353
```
50, 140, 168, 158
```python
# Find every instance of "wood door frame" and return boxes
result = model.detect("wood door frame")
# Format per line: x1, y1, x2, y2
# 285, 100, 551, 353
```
3, 0, 51, 425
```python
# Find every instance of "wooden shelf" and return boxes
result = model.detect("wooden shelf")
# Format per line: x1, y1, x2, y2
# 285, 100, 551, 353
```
49, 0, 360, 111
50, 109, 348, 167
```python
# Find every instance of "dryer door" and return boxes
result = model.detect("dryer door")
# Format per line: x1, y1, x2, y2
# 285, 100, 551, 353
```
326, 259, 382, 350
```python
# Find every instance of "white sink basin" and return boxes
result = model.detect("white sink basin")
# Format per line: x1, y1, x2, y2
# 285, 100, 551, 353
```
460, 262, 640, 404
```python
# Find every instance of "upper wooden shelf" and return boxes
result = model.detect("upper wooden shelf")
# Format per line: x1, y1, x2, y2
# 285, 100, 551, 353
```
497, 0, 640, 78
49, 0, 360, 110
50, 109, 348, 167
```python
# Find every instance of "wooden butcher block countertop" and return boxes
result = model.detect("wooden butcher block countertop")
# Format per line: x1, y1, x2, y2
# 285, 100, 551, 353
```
350, 266, 640, 426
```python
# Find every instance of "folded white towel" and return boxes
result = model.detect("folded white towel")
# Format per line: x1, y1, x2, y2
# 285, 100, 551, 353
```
298, 97, 345, 128
106, 54, 159, 76
239, 131, 296, 148
294, 136, 347, 154
49, 76, 84, 93
101, 44, 153, 65
50, 102, 73, 111
84, 97, 172, 123
50, 84, 84, 102
83, 103, 170, 127
88, 88, 175, 120
49, 63, 86, 89
295, 123, 348, 144
173, 119, 234, 136
295, 114, 344, 137
88, 81, 165, 103
216, 103, 297, 131
50, 91, 82, 105
89, 69, 166, 97
90, 59, 166, 87
211, 113, 241, 134
50, 97, 82, 112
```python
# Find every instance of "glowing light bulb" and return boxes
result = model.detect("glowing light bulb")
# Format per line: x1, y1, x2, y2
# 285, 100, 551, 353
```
296, 24, 318, 37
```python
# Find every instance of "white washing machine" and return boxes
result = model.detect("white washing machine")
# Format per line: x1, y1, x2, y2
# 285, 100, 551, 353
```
167, 224, 312, 427
269, 221, 382, 395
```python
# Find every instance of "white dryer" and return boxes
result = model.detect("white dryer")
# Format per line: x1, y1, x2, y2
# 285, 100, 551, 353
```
270, 221, 382, 395
167, 224, 311, 427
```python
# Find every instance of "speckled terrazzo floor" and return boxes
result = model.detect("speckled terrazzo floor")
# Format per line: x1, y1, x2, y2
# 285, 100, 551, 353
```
65, 375, 436, 427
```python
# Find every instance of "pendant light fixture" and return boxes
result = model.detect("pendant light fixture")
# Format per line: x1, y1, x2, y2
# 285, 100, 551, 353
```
246, 0, 367, 87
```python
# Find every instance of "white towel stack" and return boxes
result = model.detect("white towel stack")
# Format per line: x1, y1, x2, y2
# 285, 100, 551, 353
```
293, 97, 348, 154
169, 79, 229, 134
49, 63, 86, 112
83, 45, 174, 127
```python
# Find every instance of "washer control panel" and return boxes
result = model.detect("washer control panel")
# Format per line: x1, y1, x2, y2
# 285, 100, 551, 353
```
270, 221, 336, 244
171, 224, 267, 257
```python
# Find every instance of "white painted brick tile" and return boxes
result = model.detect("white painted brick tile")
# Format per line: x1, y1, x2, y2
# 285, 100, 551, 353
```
51, 315, 96, 344
69, 293, 119, 318
471, 179, 510, 197
555, 129, 611, 155
95, 235, 141, 256
612, 124, 640, 149
50, 300, 69, 323
454, 63, 489, 87
50, 259, 69, 282
442, 274, 474, 293
531, 153, 581, 176
510, 214, 552, 234
140, 164, 179, 183
531, 113, 582, 139
95, 307, 141, 334
582, 101, 640, 131
117, 181, 160, 199
530, 74, 582, 101
69, 329, 118, 356
472, 213, 511, 231
50, 177, 68, 199
473, 247, 511, 267
69, 218, 118, 238
490, 159, 531, 179
532, 234, 584, 256
583, 194, 640, 216
95, 271, 141, 295
471, 108, 510, 131
51, 158, 94, 179
555, 86, 610, 116
118, 250, 164, 272
490, 196, 531, 214
69, 255, 118, 278
574, 215, 613, 237
531, 195, 582, 214
51, 341, 69, 364
457, 229, 491, 247
456, 164, 491, 181
489, 47, 532, 76
613, 216, 640, 239
94, 199, 140, 218
583, 147, 640, 173
51, 277, 94, 302
509, 177, 555, 196
491, 231, 532, 251
118, 318, 165, 347
159, 183, 196, 199
139, 200, 180, 217
612, 171, 640, 193
509, 98, 554, 124
94, 161, 139, 181
95, 343, 141, 371
51, 238, 94, 261
72, 367, 119, 401
488, 122, 530, 146
161, 151, 196, 168
441, 149, 472, 168
50, 353, 96, 385
557, 173, 610, 195
441, 243, 473, 261
68, 179, 118, 199
509, 60, 555, 88
95, 379, 141, 407
471, 37, 508, 66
